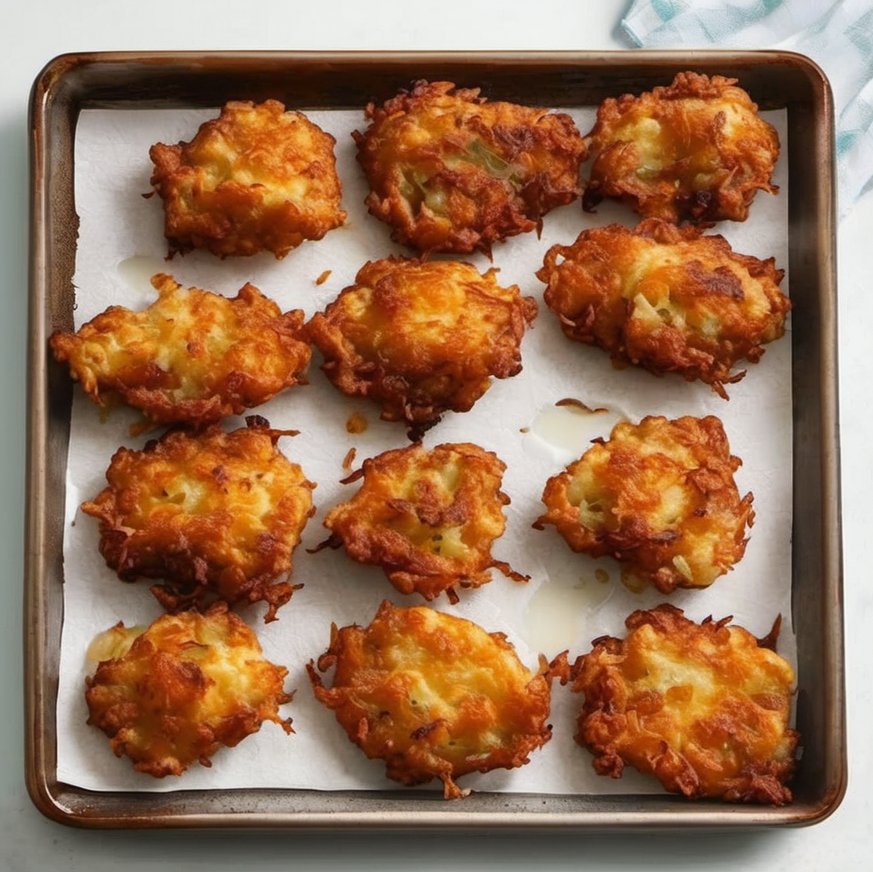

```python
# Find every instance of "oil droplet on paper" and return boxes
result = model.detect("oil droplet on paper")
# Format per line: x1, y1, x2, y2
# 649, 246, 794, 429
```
523, 573, 615, 656
522, 399, 627, 463
117, 255, 166, 292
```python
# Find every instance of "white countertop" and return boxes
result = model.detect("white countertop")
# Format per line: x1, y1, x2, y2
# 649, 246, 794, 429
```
2, 1, 869, 868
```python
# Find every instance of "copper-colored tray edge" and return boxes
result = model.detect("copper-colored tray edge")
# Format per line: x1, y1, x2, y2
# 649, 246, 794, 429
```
24, 49, 845, 829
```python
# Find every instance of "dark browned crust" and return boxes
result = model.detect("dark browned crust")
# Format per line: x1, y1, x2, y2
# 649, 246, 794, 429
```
322, 442, 525, 602
81, 420, 315, 621
354, 80, 587, 255
567, 604, 798, 804
150, 99, 346, 258
49, 273, 312, 429
535, 415, 753, 593
85, 603, 293, 777
307, 601, 553, 799
537, 220, 790, 397
583, 72, 780, 223
306, 257, 537, 439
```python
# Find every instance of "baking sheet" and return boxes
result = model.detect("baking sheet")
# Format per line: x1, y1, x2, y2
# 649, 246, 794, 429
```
55, 105, 793, 796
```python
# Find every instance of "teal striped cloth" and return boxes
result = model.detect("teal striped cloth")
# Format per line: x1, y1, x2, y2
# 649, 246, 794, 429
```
622, 0, 873, 217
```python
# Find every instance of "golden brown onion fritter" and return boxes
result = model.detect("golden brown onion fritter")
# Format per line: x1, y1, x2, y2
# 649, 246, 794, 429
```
308, 601, 552, 799
81, 421, 315, 620
537, 220, 790, 397
566, 604, 798, 804
322, 442, 524, 603
535, 415, 753, 593
354, 80, 587, 254
583, 72, 779, 222
306, 257, 537, 438
50, 273, 311, 428
150, 100, 346, 258
85, 604, 292, 777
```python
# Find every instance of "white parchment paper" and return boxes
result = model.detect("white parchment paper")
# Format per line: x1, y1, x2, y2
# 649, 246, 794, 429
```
56, 107, 793, 795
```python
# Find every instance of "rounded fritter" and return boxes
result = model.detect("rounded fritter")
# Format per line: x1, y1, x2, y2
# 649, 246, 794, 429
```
308, 601, 552, 799
307, 257, 537, 438
582, 72, 779, 222
85, 604, 292, 777
80, 421, 315, 620
323, 442, 524, 603
354, 80, 587, 254
567, 604, 798, 804
149, 99, 346, 258
534, 415, 753, 593
49, 273, 311, 428
537, 220, 790, 397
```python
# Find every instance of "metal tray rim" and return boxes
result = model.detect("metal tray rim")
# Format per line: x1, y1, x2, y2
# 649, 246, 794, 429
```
25, 48, 846, 830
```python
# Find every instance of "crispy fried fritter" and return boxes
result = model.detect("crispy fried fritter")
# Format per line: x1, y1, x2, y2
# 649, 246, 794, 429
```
308, 601, 552, 799
50, 273, 311, 428
150, 100, 346, 258
81, 421, 315, 620
306, 257, 537, 438
537, 220, 790, 397
566, 604, 798, 804
534, 415, 753, 593
322, 442, 524, 603
354, 80, 587, 255
85, 604, 292, 777
583, 72, 779, 222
